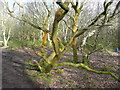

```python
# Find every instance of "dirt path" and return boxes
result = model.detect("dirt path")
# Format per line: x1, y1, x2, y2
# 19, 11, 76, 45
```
2, 48, 40, 88
1, 47, 120, 88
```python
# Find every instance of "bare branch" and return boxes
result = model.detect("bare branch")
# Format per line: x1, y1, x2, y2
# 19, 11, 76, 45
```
73, 1, 114, 38
88, 0, 113, 27
14, 0, 24, 16
4, 1, 49, 32
43, 2, 50, 14
63, 19, 73, 31
31, 46, 50, 63
51, 1, 70, 55
14, 0, 23, 8
56, 1, 69, 12
108, 1, 120, 22
71, 2, 77, 12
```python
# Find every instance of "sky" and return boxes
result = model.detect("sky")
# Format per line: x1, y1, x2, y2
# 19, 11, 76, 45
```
5, 0, 107, 3
4, 0, 52, 7
3, 0, 117, 11
5, 0, 51, 3
4, 0, 115, 6
4, 0, 107, 8
4, 0, 116, 4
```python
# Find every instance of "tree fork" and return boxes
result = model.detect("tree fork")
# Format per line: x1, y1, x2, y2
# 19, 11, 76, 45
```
45, 54, 62, 73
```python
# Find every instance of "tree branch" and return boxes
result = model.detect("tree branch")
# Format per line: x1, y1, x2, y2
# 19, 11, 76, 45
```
4, 0, 49, 32
56, 1, 69, 12
63, 19, 73, 31
56, 62, 120, 81
88, 0, 113, 27
73, 0, 114, 38
108, 1, 120, 22
51, 1, 69, 55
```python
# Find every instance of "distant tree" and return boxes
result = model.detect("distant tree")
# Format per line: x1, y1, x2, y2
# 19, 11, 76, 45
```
0, 1, 14, 47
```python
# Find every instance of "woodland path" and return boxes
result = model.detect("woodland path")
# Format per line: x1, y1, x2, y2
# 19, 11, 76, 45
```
1, 47, 120, 88
1, 48, 40, 88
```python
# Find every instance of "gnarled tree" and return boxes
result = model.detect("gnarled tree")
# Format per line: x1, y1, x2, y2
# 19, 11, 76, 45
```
4, 0, 120, 81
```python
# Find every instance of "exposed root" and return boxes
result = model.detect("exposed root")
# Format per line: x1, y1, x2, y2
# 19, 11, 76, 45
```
56, 62, 120, 82
33, 60, 44, 72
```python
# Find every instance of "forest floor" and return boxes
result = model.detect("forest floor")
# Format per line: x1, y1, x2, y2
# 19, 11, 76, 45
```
1, 47, 120, 88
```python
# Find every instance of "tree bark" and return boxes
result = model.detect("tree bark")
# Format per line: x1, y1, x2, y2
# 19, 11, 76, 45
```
42, 31, 48, 46
72, 44, 78, 63
45, 1, 70, 73
82, 55, 89, 65
45, 54, 61, 73
72, 12, 79, 63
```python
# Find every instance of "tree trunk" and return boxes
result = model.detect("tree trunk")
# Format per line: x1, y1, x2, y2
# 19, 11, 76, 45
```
72, 14, 79, 63
44, 2, 70, 73
45, 54, 62, 73
3, 40, 8, 47
82, 55, 89, 65
48, 33, 52, 46
72, 44, 78, 63
42, 32, 48, 46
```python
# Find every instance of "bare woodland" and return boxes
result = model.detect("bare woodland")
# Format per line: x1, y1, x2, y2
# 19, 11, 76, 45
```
0, 0, 120, 88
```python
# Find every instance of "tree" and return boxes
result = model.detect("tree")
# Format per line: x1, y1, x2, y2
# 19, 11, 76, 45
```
4, 0, 120, 81
0, 1, 14, 47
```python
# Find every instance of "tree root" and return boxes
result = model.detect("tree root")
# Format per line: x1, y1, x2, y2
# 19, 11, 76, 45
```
56, 62, 120, 82
33, 60, 44, 72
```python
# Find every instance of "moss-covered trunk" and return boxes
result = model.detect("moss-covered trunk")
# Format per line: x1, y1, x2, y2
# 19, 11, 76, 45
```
42, 31, 48, 46
44, 2, 70, 73
45, 54, 62, 73
72, 13, 79, 63
82, 55, 89, 65
72, 44, 78, 63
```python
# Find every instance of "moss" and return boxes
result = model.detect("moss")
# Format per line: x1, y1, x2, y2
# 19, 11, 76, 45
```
56, 62, 120, 81
100, 66, 117, 72
55, 68, 64, 75
41, 75, 55, 85
82, 55, 89, 65
27, 70, 56, 85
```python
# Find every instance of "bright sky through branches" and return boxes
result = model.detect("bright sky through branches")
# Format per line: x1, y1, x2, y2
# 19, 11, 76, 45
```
3, 0, 117, 10
5, 0, 107, 3
4, 0, 107, 8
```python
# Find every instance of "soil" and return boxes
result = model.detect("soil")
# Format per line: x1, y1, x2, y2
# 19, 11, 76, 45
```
2, 48, 40, 88
1, 47, 120, 88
